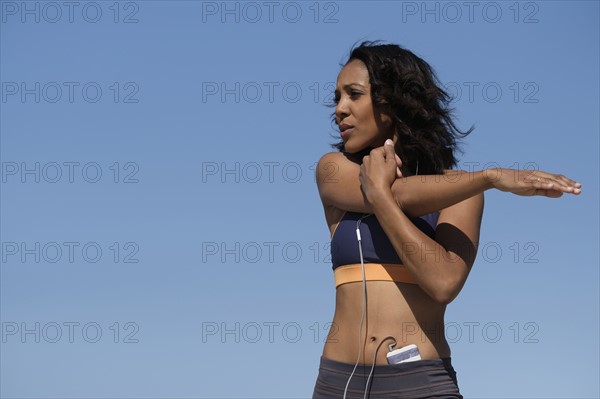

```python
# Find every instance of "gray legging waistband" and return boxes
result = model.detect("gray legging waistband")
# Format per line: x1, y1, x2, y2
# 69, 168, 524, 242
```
312, 355, 463, 399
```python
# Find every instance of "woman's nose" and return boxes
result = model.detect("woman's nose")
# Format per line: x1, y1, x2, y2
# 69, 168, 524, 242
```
335, 100, 349, 121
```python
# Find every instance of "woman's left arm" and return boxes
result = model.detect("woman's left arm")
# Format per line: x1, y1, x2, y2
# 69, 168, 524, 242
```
369, 188, 483, 305
361, 140, 484, 304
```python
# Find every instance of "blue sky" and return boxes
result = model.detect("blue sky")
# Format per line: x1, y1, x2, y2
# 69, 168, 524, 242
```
1, 1, 598, 398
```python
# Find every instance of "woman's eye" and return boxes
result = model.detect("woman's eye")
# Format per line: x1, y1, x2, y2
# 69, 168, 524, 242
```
334, 92, 360, 104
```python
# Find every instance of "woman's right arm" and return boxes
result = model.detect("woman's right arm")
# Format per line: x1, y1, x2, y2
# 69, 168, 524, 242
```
316, 151, 581, 217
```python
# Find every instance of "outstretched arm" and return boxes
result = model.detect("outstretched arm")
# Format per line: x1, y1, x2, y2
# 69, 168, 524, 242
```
391, 167, 581, 216
390, 169, 490, 216
316, 149, 581, 217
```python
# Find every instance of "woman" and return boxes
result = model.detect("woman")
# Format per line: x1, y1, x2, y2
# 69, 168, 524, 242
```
312, 41, 581, 399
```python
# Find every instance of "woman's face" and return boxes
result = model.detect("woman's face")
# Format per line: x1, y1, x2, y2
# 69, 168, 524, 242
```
334, 59, 395, 153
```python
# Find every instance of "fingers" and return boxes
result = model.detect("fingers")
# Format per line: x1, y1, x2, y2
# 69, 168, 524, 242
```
393, 148, 402, 178
536, 188, 564, 198
370, 140, 399, 157
552, 173, 581, 188
384, 140, 402, 178
368, 146, 385, 159
395, 153, 402, 167
528, 172, 582, 195
367, 140, 402, 178
384, 139, 395, 159
533, 179, 563, 193
368, 140, 393, 161
551, 173, 582, 193
541, 177, 581, 194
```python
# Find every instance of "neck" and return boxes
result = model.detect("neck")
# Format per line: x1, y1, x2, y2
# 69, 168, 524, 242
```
342, 146, 373, 164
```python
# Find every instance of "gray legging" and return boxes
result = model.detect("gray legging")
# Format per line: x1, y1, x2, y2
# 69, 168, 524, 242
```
312, 355, 463, 399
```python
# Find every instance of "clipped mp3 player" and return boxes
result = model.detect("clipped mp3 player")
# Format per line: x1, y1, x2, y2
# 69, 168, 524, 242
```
386, 344, 421, 365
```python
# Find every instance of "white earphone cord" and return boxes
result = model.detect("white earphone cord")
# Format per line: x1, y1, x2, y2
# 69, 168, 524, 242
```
343, 214, 395, 399
342, 214, 369, 399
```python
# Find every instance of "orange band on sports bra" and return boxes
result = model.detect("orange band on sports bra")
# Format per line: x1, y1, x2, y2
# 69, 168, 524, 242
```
334, 263, 418, 288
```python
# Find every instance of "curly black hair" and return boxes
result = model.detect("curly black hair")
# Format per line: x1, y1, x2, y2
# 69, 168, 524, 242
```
327, 40, 474, 175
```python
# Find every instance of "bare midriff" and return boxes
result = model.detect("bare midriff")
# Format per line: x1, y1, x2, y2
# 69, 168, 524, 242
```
322, 280, 451, 365
322, 206, 451, 365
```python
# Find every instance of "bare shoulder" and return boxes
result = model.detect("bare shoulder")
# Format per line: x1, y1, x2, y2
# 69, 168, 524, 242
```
316, 151, 345, 204
315, 151, 357, 193
317, 150, 364, 166
315, 151, 372, 215
316, 151, 353, 173
316, 151, 344, 168
315, 152, 352, 232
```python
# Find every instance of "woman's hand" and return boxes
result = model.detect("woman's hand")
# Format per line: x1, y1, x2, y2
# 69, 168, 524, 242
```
486, 168, 582, 197
358, 139, 402, 203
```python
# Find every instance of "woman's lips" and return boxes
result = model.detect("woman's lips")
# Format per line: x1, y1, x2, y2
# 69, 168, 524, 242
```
340, 128, 354, 139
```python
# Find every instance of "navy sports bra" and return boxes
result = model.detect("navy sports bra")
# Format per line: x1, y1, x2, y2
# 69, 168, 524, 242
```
330, 211, 440, 287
